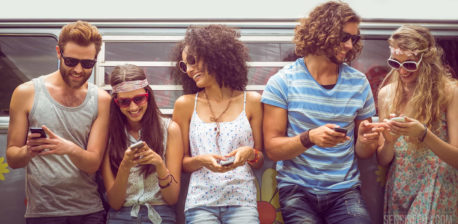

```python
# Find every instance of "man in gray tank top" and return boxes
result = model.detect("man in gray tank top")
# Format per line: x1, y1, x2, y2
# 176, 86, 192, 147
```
6, 20, 111, 224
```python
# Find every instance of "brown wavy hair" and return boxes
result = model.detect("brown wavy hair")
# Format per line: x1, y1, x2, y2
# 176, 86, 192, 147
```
108, 64, 164, 177
58, 20, 102, 56
294, 1, 362, 62
170, 24, 248, 94
379, 25, 456, 140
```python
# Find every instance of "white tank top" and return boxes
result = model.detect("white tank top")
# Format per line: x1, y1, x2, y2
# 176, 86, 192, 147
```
185, 91, 257, 211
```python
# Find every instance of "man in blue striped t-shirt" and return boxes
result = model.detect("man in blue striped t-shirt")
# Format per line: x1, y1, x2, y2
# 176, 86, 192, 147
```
262, 1, 384, 223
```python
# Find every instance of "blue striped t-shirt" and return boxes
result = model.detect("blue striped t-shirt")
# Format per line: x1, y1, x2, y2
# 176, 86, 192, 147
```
261, 58, 376, 194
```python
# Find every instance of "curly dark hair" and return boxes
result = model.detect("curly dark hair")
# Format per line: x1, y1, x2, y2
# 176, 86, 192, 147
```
294, 1, 362, 62
170, 24, 248, 94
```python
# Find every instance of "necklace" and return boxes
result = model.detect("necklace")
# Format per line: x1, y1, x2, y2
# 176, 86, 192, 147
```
204, 89, 233, 150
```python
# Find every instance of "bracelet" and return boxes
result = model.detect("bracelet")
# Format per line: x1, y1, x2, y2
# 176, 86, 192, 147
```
419, 123, 428, 142
300, 129, 315, 148
248, 148, 260, 164
157, 170, 170, 181
158, 173, 177, 189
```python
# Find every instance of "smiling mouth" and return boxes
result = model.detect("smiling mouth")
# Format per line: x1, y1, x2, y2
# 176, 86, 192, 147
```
193, 73, 201, 80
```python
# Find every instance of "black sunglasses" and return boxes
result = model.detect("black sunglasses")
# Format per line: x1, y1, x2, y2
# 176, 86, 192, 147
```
60, 50, 97, 69
178, 54, 197, 73
341, 32, 361, 45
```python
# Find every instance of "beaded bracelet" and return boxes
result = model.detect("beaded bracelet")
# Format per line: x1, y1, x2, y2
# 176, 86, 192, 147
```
248, 148, 260, 164
419, 124, 428, 142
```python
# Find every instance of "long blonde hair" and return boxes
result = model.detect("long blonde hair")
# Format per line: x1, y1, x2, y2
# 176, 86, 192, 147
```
380, 25, 455, 136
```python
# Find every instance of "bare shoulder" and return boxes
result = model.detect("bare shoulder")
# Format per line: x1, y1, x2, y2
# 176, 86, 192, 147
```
97, 88, 112, 104
246, 91, 262, 103
12, 81, 35, 98
173, 94, 195, 112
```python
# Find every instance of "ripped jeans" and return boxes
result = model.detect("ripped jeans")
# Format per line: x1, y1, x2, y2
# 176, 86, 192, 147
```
278, 185, 371, 224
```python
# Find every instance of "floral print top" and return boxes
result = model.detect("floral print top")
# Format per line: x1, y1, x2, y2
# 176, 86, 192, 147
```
384, 116, 457, 224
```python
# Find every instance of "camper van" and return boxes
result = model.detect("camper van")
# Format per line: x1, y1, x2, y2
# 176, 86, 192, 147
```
1, 1, 457, 223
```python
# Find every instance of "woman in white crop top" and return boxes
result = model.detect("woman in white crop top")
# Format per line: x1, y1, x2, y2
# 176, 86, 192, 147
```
171, 25, 264, 224
101, 64, 183, 224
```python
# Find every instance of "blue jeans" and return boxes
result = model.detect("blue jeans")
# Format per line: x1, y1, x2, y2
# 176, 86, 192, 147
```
279, 185, 371, 224
185, 206, 259, 224
107, 205, 176, 224
26, 210, 105, 224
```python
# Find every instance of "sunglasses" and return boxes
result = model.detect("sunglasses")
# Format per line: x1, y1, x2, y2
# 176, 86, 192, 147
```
60, 50, 97, 69
341, 32, 361, 45
178, 55, 197, 73
114, 93, 149, 108
387, 54, 423, 72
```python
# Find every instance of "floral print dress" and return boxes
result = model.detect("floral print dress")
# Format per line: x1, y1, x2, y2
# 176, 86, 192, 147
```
384, 117, 457, 224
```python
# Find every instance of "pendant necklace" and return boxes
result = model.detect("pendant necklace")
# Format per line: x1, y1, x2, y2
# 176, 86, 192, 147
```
204, 89, 233, 151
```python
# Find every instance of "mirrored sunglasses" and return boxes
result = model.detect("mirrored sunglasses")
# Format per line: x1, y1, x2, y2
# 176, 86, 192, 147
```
60, 50, 97, 69
178, 55, 197, 73
387, 54, 423, 72
341, 32, 361, 45
114, 93, 149, 108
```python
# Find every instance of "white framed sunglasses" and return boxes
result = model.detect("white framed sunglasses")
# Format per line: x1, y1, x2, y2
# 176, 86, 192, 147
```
387, 54, 423, 72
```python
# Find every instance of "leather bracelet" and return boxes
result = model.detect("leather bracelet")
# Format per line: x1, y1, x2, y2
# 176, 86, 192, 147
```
157, 170, 170, 181
300, 129, 315, 148
158, 173, 177, 189
419, 124, 427, 142
248, 148, 260, 164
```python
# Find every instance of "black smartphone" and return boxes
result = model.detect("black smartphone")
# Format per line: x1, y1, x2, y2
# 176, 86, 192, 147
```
333, 127, 347, 135
30, 128, 46, 138
219, 157, 235, 166
130, 141, 145, 151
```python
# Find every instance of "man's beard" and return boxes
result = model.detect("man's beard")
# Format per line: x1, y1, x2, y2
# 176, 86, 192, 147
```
59, 61, 91, 89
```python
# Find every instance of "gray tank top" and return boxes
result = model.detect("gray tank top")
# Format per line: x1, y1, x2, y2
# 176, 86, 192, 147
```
25, 76, 103, 217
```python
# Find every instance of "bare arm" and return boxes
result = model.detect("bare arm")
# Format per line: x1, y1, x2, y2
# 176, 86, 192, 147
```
376, 85, 398, 166
158, 121, 183, 205
6, 82, 35, 168
410, 85, 458, 168
263, 104, 306, 161
246, 92, 264, 168
225, 92, 264, 168
354, 118, 384, 159
101, 148, 131, 210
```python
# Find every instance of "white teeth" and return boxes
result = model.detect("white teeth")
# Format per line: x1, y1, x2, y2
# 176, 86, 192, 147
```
193, 74, 200, 79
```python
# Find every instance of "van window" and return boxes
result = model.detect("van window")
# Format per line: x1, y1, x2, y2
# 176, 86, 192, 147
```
0, 35, 57, 116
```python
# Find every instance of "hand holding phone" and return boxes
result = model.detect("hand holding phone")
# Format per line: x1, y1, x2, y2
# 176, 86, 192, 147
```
390, 117, 406, 122
30, 128, 47, 139
333, 127, 347, 135
219, 157, 235, 166
130, 141, 145, 152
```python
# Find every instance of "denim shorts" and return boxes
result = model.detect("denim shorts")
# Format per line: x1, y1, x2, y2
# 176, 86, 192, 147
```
107, 205, 176, 224
279, 185, 371, 224
185, 205, 259, 224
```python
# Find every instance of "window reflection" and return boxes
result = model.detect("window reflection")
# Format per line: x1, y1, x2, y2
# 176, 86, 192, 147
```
0, 36, 57, 116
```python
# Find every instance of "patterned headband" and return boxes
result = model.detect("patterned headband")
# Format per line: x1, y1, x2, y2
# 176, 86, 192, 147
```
389, 46, 422, 57
112, 79, 149, 93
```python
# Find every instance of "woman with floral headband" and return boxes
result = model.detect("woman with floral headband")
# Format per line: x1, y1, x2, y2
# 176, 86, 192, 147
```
171, 25, 264, 223
377, 25, 458, 223
101, 64, 183, 224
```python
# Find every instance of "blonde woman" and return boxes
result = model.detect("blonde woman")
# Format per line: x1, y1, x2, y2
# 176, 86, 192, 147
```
377, 25, 458, 223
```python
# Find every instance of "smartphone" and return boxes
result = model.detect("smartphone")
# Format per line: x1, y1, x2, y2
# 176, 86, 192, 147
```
333, 127, 347, 135
219, 157, 235, 166
30, 128, 46, 138
390, 117, 406, 122
130, 141, 145, 151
